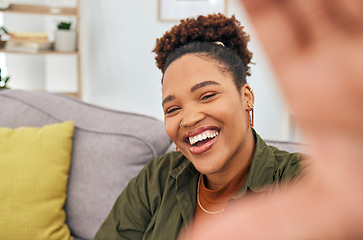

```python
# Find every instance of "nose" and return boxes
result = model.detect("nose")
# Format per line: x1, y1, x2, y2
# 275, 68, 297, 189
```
180, 107, 205, 128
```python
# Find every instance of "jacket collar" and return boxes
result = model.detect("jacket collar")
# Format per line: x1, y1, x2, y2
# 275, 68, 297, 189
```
169, 155, 197, 191
234, 129, 275, 197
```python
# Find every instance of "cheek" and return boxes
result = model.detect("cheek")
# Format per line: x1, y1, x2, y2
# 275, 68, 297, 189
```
209, 98, 245, 124
210, 105, 229, 119
164, 118, 178, 141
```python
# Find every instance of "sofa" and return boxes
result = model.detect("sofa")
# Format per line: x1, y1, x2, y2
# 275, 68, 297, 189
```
0, 89, 173, 240
0, 89, 304, 240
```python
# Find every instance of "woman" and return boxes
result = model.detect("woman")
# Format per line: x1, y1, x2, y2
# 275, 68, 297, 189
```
93, 13, 303, 240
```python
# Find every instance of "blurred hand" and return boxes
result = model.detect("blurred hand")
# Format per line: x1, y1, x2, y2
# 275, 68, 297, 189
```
180, 1, 363, 239
181, 136, 363, 240
241, 0, 363, 137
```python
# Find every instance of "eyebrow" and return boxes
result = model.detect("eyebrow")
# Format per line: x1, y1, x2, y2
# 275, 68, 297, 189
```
162, 95, 175, 107
162, 81, 220, 107
190, 80, 220, 93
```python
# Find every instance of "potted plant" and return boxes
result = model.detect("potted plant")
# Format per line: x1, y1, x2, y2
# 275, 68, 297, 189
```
0, 26, 10, 48
54, 21, 77, 52
0, 68, 10, 90
57, 21, 72, 30
0, 0, 10, 10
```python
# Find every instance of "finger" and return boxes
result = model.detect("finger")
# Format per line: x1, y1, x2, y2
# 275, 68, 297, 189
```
238, 0, 300, 63
239, 0, 360, 58
324, 0, 363, 35
238, 0, 325, 63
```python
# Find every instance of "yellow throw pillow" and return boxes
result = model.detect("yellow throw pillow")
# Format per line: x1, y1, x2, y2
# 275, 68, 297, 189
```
0, 121, 74, 240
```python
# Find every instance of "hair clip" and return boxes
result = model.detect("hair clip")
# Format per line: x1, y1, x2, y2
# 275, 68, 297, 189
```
213, 41, 225, 47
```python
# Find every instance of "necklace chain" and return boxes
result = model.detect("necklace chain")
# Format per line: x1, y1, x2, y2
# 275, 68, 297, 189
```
197, 175, 225, 215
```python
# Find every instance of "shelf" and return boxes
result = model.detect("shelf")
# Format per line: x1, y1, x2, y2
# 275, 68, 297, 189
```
0, 1, 82, 98
0, 48, 78, 55
0, 4, 77, 16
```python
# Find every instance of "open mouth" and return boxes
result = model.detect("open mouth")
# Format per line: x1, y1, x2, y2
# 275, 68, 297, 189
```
182, 128, 220, 155
189, 130, 219, 147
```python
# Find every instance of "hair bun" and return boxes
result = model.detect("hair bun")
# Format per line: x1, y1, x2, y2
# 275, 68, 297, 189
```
153, 13, 253, 76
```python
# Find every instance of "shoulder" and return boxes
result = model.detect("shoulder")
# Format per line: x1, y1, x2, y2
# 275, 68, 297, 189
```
118, 152, 190, 212
144, 151, 189, 172
251, 130, 304, 183
264, 144, 302, 178
136, 151, 190, 184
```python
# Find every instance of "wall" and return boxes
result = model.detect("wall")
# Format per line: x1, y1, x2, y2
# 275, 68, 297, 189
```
81, 0, 173, 122
2, 0, 299, 141
82, 0, 298, 141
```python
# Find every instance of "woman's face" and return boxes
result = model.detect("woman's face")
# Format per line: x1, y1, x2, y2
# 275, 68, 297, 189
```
162, 54, 254, 179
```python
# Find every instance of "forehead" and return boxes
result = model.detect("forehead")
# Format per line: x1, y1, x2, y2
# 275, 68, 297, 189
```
162, 54, 233, 93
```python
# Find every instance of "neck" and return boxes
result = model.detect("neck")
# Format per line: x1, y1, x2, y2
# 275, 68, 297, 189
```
205, 129, 255, 190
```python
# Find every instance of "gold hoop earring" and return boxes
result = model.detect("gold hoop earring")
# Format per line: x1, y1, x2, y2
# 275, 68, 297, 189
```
248, 103, 254, 128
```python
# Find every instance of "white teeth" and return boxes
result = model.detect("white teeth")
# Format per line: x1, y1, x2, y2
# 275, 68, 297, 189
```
188, 130, 218, 146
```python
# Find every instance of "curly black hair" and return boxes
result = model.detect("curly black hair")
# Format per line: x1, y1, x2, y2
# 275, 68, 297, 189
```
153, 13, 253, 89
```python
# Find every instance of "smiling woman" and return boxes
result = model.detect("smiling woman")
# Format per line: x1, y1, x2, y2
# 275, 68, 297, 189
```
93, 13, 305, 240
161, 54, 254, 187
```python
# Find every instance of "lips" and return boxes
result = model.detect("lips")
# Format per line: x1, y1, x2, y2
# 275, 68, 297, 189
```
183, 127, 220, 155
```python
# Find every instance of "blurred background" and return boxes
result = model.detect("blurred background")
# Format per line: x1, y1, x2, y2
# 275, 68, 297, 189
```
0, 0, 301, 142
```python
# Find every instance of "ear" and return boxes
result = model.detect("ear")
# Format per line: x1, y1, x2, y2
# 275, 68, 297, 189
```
240, 84, 255, 110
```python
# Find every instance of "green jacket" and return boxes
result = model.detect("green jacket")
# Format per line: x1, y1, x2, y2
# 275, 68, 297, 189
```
93, 131, 302, 240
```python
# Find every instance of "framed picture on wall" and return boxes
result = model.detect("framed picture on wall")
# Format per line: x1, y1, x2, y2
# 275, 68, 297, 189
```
158, 0, 227, 21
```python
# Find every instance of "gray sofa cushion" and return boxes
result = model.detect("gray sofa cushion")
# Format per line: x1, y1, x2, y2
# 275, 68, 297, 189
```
264, 139, 308, 154
0, 90, 172, 240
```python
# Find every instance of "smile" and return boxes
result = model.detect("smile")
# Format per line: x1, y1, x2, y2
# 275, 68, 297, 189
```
189, 130, 219, 146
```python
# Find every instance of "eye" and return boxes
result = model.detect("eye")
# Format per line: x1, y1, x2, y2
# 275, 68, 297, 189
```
165, 107, 181, 115
200, 92, 217, 101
